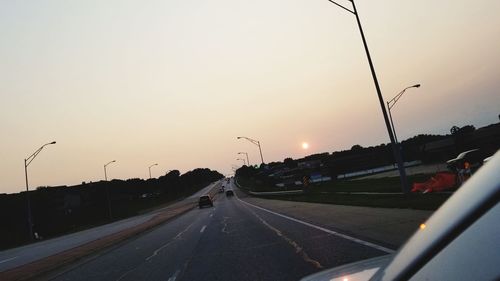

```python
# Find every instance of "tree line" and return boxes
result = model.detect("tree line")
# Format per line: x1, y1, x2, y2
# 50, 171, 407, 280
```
0, 168, 223, 249
236, 122, 500, 189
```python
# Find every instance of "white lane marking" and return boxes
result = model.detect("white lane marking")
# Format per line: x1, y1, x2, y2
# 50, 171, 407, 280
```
235, 195, 395, 254
245, 206, 323, 269
200, 225, 207, 233
145, 222, 194, 261
0, 256, 17, 264
221, 217, 231, 234
168, 269, 180, 281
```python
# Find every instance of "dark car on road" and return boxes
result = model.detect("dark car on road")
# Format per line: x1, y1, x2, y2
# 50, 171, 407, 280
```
446, 148, 489, 173
225, 190, 234, 197
198, 195, 213, 208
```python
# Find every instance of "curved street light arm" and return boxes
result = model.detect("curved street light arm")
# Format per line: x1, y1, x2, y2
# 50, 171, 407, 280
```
104, 160, 116, 168
237, 136, 259, 146
326, 0, 355, 14
25, 141, 57, 167
388, 84, 421, 110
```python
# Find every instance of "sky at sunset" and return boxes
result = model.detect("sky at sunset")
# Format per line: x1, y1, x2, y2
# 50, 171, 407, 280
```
1, 0, 499, 193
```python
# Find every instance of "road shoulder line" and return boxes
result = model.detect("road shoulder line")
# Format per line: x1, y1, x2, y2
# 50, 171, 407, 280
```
235, 194, 395, 254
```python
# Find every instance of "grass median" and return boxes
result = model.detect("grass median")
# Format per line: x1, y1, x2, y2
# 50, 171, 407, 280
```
236, 174, 453, 210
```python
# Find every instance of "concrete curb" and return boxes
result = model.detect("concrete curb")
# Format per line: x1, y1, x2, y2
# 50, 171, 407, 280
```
0, 202, 196, 281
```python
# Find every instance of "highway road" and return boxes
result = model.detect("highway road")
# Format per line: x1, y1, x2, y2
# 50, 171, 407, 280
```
49, 180, 391, 281
0, 181, 220, 273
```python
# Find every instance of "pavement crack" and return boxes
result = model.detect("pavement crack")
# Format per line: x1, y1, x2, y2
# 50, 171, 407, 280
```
246, 207, 323, 269
146, 222, 195, 261
115, 222, 195, 281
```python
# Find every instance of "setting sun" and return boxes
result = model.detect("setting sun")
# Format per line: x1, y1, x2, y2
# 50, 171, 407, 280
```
302, 142, 309, 149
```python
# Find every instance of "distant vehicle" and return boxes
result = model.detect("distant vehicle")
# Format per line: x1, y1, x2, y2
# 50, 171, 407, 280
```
198, 195, 213, 208
302, 152, 500, 281
225, 190, 234, 197
446, 148, 487, 173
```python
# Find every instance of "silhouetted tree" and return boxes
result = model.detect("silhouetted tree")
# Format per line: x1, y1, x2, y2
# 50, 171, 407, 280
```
351, 144, 363, 151
283, 158, 296, 168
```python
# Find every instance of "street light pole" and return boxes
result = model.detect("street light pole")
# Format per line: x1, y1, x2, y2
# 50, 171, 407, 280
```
238, 152, 250, 166
103, 160, 116, 220
325, 0, 410, 194
148, 163, 158, 179
24, 141, 56, 240
236, 158, 247, 166
387, 84, 421, 144
104, 160, 116, 181
237, 136, 264, 164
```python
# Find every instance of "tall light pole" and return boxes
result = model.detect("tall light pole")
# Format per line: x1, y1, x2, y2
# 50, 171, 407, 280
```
236, 158, 247, 166
103, 160, 116, 220
324, 0, 410, 194
237, 136, 264, 165
238, 152, 250, 166
387, 84, 421, 144
148, 163, 158, 179
104, 160, 116, 181
24, 141, 56, 240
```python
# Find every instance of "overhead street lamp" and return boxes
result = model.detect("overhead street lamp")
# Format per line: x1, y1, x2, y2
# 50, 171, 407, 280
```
238, 152, 250, 166
237, 136, 264, 164
148, 163, 158, 179
387, 84, 421, 144
103, 160, 116, 220
24, 141, 56, 240
324, 0, 410, 194
104, 160, 116, 181
237, 158, 247, 166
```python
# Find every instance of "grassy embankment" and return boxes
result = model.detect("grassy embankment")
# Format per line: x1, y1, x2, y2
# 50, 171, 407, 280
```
236, 174, 453, 210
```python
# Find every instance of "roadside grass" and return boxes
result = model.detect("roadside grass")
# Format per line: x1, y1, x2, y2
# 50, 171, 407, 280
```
313, 174, 433, 193
258, 192, 451, 210
237, 174, 434, 193
236, 174, 453, 210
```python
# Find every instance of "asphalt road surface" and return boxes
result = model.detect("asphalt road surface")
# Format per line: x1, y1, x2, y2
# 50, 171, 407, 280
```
0, 182, 220, 273
49, 181, 390, 281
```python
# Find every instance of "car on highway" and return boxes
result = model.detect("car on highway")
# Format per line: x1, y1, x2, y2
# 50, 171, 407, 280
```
302, 152, 500, 281
446, 148, 488, 173
225, 190, 234, 197
198, 195, 214, 208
